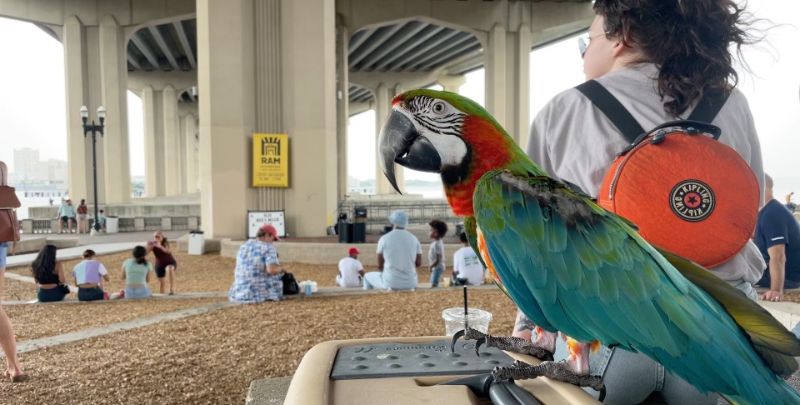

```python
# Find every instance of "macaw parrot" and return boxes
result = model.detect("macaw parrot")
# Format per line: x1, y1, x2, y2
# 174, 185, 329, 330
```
378, 89, 800, 405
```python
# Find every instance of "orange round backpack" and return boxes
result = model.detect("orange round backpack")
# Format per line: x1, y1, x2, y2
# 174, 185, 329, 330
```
596, 124, 759, 267
578, 81, 759, 268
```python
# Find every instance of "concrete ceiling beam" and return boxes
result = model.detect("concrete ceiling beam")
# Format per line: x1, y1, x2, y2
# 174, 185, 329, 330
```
361, 22, 427, 72
127, 53, 144, 71
148, 25, 180, 71
392, 29, 461, 71
172, 20, 196, 70
372, 26, 445, 71
348, 23, 405, 68
412, 34, 477, 71
130, 33, 161, 71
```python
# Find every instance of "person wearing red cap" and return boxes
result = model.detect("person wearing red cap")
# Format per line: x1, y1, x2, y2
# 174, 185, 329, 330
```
337, 247, 364, 288
228, 223, 284, 303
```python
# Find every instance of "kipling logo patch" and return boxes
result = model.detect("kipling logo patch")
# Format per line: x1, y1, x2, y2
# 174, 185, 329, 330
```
670, 180, 715, 222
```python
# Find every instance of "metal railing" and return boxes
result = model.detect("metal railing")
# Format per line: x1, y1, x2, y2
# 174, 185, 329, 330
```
337, 199, 460, 232
144, 217, 162, 231
31, 219, 54, 234
171, 217, 189, 231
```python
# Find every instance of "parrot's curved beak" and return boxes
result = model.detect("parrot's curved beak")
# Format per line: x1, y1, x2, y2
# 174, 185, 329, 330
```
379, 110, 442, 193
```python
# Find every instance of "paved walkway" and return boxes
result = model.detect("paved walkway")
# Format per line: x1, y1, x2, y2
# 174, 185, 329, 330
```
2, 301, 234, 357
8, 230, 185, 268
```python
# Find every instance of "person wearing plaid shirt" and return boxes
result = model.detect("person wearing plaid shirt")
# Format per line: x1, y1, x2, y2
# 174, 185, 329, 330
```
228, 224, 283, 303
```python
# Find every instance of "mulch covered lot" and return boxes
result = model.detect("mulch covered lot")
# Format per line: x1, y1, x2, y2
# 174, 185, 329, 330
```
1, 251, 518, 404
4, 250, 800, 403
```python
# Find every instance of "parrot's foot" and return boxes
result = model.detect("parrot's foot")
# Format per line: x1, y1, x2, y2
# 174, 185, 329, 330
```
492, 360, 604, 391
451, 328, 554, 361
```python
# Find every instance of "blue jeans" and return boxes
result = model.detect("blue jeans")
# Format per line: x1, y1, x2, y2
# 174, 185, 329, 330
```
125, 286, 151, 299
0, 242, 7, 268
430, 265, 445, 287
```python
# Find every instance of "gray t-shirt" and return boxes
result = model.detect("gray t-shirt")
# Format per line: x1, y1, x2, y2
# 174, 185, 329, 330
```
527, 63, 765, 288
428, 239, 444, 268
377, 228, 422, 290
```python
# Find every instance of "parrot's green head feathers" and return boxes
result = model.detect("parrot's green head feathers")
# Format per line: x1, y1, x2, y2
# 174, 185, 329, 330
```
379, 89, 532, 216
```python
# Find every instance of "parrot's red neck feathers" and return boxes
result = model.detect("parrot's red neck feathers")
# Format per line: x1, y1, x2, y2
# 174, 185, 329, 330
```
444, 116, 512, 216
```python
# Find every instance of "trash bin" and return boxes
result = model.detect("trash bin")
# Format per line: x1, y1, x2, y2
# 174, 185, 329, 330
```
105, 216, 119, 234
188, 230, 205, 255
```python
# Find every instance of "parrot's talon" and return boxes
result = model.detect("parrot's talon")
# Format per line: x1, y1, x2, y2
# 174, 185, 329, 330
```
491, 360, 604, 391
474, 337, 486, 356
451, 329, 466, 353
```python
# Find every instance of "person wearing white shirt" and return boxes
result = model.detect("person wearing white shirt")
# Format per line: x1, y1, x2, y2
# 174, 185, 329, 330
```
364, 210, 422, 291
452, 232, 485, 286
337, 247, 364, 288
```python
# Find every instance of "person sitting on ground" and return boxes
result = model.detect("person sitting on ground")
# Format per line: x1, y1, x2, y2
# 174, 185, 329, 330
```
427, 219, 448, 288
122, 246, 153, 299
337, 247, 364, 288
755, 174, 800, 301
72, 249, 109, 301
228, 224, 284, 303
56, 198, 76, 234
76, 199, 88, 234
363, 210, 422, 291
147, 230, 178, 295
452, 232, 486, 286
31, 244, 69, 302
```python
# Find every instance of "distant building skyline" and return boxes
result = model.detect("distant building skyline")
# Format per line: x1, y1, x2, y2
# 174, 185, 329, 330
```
11, 147, 67, 185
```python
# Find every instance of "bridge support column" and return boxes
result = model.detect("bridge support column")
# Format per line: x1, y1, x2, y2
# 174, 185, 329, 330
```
162, 85, 180, 196
99, 15, 131, 203
282, 0, 339, 235
142, 85, 166, 197
197, 0, 253, 238
182, 114, 199, 193
485, 23, 531, 146
336, 17, 349, 200
374, 82, 403, 194
62, 16, 92, 204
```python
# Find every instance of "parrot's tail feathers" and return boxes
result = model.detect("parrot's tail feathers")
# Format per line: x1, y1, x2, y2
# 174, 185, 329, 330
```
720, 379, 800, 405
658, 248, 800, 376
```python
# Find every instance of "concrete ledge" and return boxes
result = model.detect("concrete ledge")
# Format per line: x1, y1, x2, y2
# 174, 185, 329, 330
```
221, 240, 464, 266
10, 237, 80, 254
175, 237, 222, 254
246, 377, 293, 405
759, 301, 800, 331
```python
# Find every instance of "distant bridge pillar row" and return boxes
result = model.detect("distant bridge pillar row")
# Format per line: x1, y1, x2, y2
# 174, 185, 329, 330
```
99, 15, 132, 203
180, 113, 199, 194
485, 23, 531, 147
374, 82, 404, 195
141, 85, 166, 197
63, 14, 134, 205
162, 85, 181, 196
336, 17, 349, 201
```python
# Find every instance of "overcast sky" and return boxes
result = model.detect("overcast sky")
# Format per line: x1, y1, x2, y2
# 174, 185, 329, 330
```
0, 0, 798, 198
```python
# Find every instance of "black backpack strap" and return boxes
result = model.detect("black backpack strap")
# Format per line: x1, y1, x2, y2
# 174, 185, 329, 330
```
576, 80, 645, 144
687, 89, 730, 123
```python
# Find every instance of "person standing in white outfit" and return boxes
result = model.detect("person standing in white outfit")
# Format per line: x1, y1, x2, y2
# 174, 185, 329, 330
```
337, 247, 364, 288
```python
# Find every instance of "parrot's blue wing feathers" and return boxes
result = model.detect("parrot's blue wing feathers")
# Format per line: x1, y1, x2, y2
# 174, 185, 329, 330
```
473, 170, 800, 404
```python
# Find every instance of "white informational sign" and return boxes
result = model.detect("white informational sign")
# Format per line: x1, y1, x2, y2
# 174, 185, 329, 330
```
247, 210, 286, 238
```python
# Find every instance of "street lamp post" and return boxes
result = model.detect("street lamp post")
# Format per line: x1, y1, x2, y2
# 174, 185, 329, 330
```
80, 105, 106, 234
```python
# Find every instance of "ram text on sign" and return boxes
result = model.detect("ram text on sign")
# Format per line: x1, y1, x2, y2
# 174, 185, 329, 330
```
252, 133, 289, 187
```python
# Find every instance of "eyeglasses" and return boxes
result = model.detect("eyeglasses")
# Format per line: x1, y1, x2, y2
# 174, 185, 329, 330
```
578, 33, 605, 58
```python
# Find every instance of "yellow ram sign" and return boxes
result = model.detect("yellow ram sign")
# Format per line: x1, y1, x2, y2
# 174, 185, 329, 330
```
252, 133, 289, 187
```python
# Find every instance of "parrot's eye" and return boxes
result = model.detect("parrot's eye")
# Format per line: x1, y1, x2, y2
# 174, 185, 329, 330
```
432, 101, 446, 114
